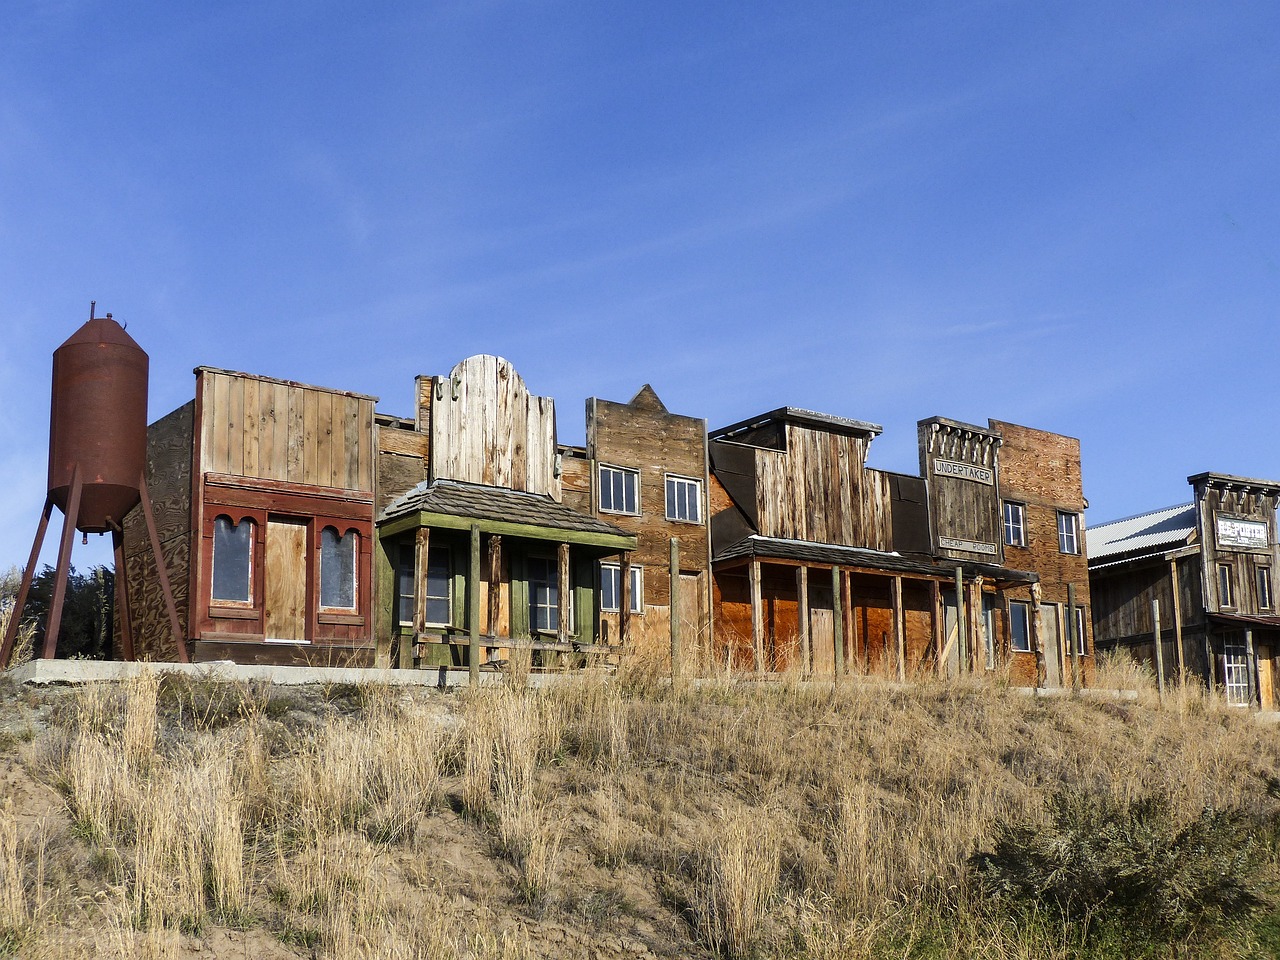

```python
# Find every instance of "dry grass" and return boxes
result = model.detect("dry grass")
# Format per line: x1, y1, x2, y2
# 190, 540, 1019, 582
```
3, 668, 1279, 958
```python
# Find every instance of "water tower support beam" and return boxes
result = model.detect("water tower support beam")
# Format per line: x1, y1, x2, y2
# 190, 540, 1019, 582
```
41, 465, 83, 660
111, 530, 136, 661
140, 477, 190, 664
0, 499, 53, 669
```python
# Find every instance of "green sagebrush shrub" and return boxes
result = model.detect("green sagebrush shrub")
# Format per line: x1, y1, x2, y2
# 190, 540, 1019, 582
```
971, 790, 1267, 937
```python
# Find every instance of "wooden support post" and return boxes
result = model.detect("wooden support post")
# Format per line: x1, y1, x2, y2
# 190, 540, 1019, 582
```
112, 531, 135, 661
619, 553, 632, 647
1152, 598, 1165, 701
1169, 558, 1185, 683
409, 527, 430, 669
954, 567, 966, 675
1029, 581, 1045, 688
487, 535, 502, 638
0, 498, 53, 669
892, 575, 905, 682
556, 541, 571, 649
930, 580, 942, 678
468, 524, 481, 684
1205, 632, 1215, 690
43, 467, 83, 660
669, 538, 681, 684
831, 566, 844, 682
749, 559, 764, 674
797, 566, 810, 677
1245, 627, 1259, 708
140, 478, 189, 664
1067, 582, 1080, 691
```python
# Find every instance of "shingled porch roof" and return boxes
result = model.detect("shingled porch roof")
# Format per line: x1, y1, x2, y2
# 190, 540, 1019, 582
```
377, 479, 637, 550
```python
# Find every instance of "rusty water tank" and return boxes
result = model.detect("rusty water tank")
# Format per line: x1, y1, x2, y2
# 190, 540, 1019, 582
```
48, 315, 149, 533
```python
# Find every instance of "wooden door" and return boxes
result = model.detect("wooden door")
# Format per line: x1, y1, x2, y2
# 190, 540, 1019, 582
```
810, 586, 835, 674
265, 518, 308, 642
1040, 603, 1062, 688
678, 573, 703, 668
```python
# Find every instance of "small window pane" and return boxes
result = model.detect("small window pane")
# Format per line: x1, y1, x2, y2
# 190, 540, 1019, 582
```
600, 466, 639, 515
320, 528, 356, 609
529, 556, 559, 632
665, 475, 702, 523
1009, 602, 1031, 653
1003, 502, 1025, 547
397, 546, 415, 626
1057, 512, 1079, 554
600, 564, 643, 614
212, 516, 253, 602
424, 547, 452, 626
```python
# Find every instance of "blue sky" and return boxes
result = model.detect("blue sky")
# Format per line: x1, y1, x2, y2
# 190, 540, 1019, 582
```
2, 1, 1279, 571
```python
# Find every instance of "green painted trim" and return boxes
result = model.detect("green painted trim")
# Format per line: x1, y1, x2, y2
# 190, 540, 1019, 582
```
380, 510, 635, 551
573, 555, 593, 642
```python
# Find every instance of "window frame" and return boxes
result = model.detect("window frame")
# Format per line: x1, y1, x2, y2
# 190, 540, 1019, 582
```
1259, 566, 1273, 611
1002, 501, 1026, 548
423, 545, 453, 628
396, 544, 415, 628
1057, 511, 1080, 555
1073, 605, 1088, 656
664, 473, 704, 525
600, 563, 644, 614
1009, 600, 1032, 653
1218, 562, 1235, 608
210, 514, 255, 606
598, 464, 640, 516
527, 555, 569, 634
318, 526, 358, 612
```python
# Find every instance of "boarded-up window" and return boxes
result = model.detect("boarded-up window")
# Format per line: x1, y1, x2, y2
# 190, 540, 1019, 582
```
320, 527, 357, 610
212, 516, 253, 603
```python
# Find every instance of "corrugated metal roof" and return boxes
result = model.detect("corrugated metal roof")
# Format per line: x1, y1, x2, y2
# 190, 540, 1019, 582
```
714, 535, 1037, 583
1086, 503, 1196, 562
378, 479, 631, 539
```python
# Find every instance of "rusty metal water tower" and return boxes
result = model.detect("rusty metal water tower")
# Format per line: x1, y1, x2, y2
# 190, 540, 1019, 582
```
1, 305, 189, 667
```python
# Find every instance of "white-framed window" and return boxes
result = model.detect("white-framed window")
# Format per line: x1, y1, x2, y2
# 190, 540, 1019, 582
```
319, 527, 357, 610
665, 474, 703, 524
211, 515, 254, 603
1009, 600, 1032, 653
1224, 639, 1250, 705
600, 563, 643, 614
527, 556, 563, 632
1003, 501, 1026, 547
423, 546, 452, 626
1259, 567, 1273, 611
396, 545, 415, 627
599, 465, 639, 515
982, 594, 997, 669
1218, 562, 1234, 608
1057, 511, 1080, 555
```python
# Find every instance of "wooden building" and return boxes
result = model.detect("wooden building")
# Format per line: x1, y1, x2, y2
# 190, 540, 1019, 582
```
558, 385, 712, 670
706, 409, 1090, 685
1089, 472, 1280, 706
121, 367, 379, 664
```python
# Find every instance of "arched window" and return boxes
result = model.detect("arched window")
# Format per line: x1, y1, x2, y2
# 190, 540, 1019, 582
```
212, 516, 253, 603
320, 527, 357, 610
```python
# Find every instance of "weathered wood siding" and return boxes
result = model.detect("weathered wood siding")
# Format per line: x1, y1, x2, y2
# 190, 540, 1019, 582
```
427, 355, 559, 498
197, 368, 375, 492
920, 419, 1003, 564
751, 424, 891, 550
375, 420, 429, 515
121, 402, 194, 661
1194, 479, 1280, 615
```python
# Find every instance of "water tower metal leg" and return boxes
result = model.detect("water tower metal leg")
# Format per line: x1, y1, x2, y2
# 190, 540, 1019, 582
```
42, 466, 83, 660
139, 478, 189, 664
0, 498, 54, 669
111, 530, 136, 661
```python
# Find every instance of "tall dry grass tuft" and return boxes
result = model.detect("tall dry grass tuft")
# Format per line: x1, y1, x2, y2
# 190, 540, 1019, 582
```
0, 802, 46, 949
696, 808, 780, 958
122, 670, 160, 773
551, 676, 629, 769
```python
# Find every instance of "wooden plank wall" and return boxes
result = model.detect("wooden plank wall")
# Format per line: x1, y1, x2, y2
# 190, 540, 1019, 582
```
428, 355, 559, 498
198, 369, 374, 492
121, 402, 194, 661
753, 424, 892, 550
1196, 483, 1280, 614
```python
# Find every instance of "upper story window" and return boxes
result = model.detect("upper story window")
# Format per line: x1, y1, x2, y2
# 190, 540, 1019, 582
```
599, 465, 639, 515
1218, 562, 1235, 608
320, 527, 357, 610
1009, 600, 1032, 653
211, 516, 254, 603
1057, 511, 1080, 555
600, 563, 643, 613
665, 474, 703, 524
1003, 501, 1026, 547
1259, 567, 1273, 611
